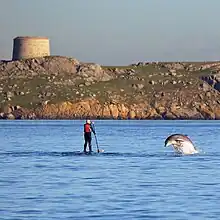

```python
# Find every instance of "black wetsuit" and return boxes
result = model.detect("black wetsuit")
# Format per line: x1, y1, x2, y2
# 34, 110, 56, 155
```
84, 123, 95, 153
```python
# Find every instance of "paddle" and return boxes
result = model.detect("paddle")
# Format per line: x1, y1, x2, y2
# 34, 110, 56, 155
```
92, 122, 100, 153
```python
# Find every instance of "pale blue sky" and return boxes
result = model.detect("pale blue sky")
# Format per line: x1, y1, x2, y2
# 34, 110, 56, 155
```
1, 0, 220, 65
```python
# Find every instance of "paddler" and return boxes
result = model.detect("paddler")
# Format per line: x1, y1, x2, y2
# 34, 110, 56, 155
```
83, 119, 96, 153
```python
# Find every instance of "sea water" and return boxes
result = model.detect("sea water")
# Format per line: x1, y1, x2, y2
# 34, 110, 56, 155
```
0, 120, 220, 219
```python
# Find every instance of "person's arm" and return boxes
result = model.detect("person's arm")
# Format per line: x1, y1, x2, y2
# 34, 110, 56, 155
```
91, 124, 96, 135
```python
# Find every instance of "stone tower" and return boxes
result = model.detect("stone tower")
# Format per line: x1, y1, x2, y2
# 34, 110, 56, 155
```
12, 36, 50, 60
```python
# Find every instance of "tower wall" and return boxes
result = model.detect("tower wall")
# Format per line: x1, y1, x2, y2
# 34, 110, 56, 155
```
12, 36, 50, 60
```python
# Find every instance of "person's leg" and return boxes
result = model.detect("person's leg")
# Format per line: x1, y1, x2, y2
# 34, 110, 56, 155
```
84, 134, 88, 152
88, 133, 92, 152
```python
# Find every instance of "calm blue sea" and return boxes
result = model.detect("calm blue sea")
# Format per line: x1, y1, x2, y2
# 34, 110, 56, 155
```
0, 120, 220, 219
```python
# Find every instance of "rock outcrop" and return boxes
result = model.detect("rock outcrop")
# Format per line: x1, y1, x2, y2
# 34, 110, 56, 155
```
2, 92, 220, 120
0, 56, 220, 120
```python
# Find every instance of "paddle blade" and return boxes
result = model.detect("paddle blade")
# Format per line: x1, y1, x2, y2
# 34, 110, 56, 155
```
97, 149, 104, 153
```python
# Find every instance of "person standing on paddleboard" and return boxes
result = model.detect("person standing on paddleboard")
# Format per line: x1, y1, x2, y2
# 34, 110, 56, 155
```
84, 119, 96, 153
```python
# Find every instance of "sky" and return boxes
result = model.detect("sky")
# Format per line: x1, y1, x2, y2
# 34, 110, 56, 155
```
1, 0, 220, 65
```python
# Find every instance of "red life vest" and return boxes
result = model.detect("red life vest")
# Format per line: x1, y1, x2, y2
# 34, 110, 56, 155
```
84, 123, 91, 133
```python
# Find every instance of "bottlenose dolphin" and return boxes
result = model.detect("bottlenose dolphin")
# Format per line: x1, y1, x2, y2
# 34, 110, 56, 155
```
164, 134, 198, 155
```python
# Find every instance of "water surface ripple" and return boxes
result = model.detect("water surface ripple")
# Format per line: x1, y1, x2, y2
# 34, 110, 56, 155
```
0, 120, 220, 219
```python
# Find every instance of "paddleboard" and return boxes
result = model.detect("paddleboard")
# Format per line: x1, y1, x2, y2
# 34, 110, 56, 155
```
83, 149, 104, 155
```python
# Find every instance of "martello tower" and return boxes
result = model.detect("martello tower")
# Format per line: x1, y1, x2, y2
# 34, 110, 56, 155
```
12, 36, 50, 60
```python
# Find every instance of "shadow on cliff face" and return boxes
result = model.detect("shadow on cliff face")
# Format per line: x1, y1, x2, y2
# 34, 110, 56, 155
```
199, 62, 220, 92
201, 73, 220, 92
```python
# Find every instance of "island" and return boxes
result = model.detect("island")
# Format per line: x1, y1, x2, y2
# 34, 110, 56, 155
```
0, 56, 219, 119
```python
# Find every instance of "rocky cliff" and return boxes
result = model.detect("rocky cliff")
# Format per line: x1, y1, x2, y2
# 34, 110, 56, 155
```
0, 56, 220, 119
